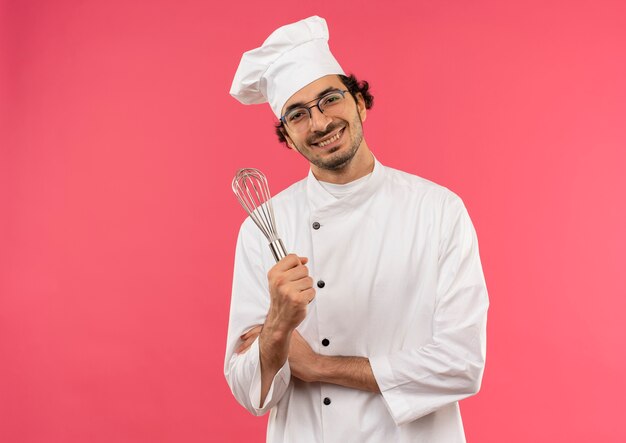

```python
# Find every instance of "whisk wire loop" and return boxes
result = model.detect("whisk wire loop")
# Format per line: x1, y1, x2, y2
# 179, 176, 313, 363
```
232, 168, 287, 261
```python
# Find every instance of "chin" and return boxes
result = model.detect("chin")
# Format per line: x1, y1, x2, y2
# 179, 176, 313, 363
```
315, 147, 359, 171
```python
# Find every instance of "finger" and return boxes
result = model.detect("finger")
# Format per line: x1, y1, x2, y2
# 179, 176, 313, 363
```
290, 276, 314, 292
236, 336, 258, 354
273, 254, 304, 272
301, 287, 316, 303
239, 337, 256, 353
299, 257, 308, 264
240, 325, 263, 340
284, 263, 310, 281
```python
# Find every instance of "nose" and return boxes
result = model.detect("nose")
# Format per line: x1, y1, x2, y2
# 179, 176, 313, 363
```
309, 105, 332, 132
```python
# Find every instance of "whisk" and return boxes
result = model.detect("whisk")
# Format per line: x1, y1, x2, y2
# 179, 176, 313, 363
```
232, 168, 288, 262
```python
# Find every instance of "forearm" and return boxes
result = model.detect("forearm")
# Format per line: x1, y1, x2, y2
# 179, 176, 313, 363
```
257, 253, 313, 406
259, 324, 291, 406
314, 355, 380, 393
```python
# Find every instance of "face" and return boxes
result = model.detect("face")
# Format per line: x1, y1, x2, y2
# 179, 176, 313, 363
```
280, 75, 367, 172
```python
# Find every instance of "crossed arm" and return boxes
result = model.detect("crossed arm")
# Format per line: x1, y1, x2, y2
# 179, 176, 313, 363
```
227, 195, 488, 422
236, 254, 380, 407
237, 324, 380, 403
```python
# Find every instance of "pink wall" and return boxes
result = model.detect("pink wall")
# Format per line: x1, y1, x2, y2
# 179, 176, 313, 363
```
2, 0, 625, 441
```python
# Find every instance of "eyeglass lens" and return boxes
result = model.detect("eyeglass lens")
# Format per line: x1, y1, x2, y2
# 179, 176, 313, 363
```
284, 91, 346, 133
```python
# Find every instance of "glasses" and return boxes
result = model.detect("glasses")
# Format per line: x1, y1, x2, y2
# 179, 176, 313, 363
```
280, 89, 349, 133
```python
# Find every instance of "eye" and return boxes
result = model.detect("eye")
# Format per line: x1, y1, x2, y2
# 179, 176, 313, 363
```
321, 93, 343, 107
288, 110, 307, 123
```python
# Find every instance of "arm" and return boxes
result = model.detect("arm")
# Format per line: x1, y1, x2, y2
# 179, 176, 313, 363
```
258, 255, 314, 405
289, 329, 380, 392
238, 328, 379, 393
314, 356, 380, 393
224, 220, 315, 414
256, 326, 291, 406
368, 194, 489, 425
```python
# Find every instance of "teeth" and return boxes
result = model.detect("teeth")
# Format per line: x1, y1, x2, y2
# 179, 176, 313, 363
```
317, 129, 342, 147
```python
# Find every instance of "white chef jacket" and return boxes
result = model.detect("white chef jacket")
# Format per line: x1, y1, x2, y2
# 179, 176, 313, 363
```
224, 158, 489, 443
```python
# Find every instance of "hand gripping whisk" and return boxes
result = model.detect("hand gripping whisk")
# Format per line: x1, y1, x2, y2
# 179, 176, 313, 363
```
232, 168, 288, 262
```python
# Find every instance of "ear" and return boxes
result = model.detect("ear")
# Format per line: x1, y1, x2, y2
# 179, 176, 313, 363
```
355, 92, 367, 122
280, 127, 297, 150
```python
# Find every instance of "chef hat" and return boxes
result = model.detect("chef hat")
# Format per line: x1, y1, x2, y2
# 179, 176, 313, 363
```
230, 16, 345, 119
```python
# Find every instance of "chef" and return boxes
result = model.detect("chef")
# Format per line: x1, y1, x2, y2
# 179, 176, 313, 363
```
225, 16, 489, 443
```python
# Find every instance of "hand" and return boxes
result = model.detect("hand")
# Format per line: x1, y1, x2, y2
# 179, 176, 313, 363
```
288, 330, 319, 383
236, 324, 263, 354
236, 327, 320, 383
265, 254, 315, 335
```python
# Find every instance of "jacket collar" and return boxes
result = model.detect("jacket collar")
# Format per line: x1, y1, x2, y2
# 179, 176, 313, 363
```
306, 155, 385, 216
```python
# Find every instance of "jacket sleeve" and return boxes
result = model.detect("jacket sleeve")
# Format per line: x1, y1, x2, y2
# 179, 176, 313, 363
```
223, 219, 291, 416
369, 193, 489, 426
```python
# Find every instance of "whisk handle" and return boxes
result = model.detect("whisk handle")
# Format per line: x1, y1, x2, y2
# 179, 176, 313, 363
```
269, 238, 288, 263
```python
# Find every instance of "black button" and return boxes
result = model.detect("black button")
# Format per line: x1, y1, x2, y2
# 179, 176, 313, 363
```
323, 397, 331, 405
322, 338, 330, 347
317, 280, 325, 288
312, 222, 321, 230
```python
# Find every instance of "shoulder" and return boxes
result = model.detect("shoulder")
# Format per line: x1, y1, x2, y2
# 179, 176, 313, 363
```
271, 176, 308, 205
268, 176, 309, 225
381, 164, 464, 209
380, 166, 478, 248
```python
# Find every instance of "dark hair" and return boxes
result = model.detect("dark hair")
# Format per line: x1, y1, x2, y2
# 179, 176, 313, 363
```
274, 74, 374, 146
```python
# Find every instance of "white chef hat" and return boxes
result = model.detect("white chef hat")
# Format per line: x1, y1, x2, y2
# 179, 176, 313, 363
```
230, 16, 345, 119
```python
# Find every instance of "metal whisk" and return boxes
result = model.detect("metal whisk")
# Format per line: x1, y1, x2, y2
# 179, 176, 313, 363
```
232, 168, 288, 262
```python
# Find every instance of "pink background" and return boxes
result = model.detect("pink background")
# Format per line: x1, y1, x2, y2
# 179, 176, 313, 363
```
2, 0, 625, 442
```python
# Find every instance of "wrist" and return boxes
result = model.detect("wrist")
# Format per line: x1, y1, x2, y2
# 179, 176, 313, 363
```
258, 327, 290, 372
260, 323, 290, 345
264, 309, 297, 339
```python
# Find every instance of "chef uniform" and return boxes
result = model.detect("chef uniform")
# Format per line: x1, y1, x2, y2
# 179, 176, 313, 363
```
225, 16, 489, 443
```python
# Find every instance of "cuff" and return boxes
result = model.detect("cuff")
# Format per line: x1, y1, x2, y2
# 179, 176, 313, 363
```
369, 354, 414, 426
248, 338, 291, 414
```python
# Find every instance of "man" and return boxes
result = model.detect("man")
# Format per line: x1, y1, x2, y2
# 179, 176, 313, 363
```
225, 16, 489, 443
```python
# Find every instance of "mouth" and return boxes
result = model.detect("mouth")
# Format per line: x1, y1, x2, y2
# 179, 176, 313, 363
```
312, 127, 345, 148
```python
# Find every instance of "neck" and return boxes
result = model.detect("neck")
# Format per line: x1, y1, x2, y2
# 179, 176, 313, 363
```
311, 141, 375, 184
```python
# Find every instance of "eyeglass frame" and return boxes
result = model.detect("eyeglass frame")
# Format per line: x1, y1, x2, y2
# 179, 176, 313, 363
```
279, 89, 350, 131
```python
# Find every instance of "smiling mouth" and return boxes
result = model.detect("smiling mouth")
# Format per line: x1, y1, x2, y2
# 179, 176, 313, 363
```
312, 127, 344, 147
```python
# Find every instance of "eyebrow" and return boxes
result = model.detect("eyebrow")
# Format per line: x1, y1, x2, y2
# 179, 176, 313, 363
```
283, 87, 339, 115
